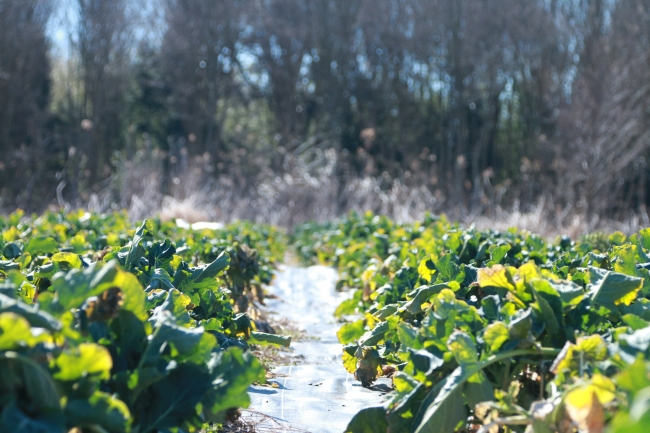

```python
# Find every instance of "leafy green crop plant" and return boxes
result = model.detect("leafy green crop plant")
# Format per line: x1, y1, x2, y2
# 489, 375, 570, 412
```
0, 211, 288, 432
295, 212, 650, 433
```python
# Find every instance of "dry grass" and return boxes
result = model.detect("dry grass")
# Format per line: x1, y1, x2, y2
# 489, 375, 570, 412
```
251, 344, 306, 375
248, 305, 310, 372
219, 410, 310, 432
81, 148, 646, 239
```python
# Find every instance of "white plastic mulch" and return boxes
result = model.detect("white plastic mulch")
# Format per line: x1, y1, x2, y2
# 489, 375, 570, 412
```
246, 266, 390, 433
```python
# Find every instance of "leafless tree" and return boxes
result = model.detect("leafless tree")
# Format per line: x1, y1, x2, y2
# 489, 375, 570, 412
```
0, 0, 52, 207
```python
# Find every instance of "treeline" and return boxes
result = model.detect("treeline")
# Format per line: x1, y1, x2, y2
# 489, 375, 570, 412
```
1, 0, 650, 222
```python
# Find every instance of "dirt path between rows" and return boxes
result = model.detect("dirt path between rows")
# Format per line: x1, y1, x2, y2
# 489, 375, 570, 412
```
246, 266, 390, 433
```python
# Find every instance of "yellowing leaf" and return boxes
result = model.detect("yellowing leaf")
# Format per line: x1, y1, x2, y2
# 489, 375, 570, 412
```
517, 262, 541, 283
565, 388, 605, 433
0, 313, 35, 350
551, 336, 609, 375
342, 351, 358, 374
51, 252, 83, 269
2, 226, 20, 242
107, 233, 120, 246
609, 231, 627, 246
576, 335, 608, 362
565, 375, 615, 433
361, 265, 377, 284
615, 288, 641, 306
418, 255, 436, 283
590, 374, 616, 404
477, 265, 515, 291
53, 343, 113, 381
483, 322, 509, 353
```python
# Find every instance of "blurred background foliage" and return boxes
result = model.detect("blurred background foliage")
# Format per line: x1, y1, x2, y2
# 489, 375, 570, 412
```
1, 0, 650, 231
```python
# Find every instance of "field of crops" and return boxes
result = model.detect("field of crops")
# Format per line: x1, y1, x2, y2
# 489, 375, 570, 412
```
3, 210, 650, 432
0, 210, 287, 432
294, 213, 650, 433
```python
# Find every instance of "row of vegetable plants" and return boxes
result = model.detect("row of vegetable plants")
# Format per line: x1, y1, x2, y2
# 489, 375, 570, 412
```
293, 212, 650, 433
0, 210, 288, 433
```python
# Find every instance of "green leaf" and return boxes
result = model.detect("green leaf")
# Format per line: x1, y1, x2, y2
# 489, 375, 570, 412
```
619, 327, 650, 363
489, 243, 511, 263
447, 331, 494, 407
623, 314, 650, 331
202, 348, 266, 422
435, 254, 463, 283
124, 220, 154, 269
154, 288, 192, 327
639, 228, 650, 250
134, 363, 212, 431
335, 297, 360, 317
373, 303, 398, 319
0, 400, 63, 433
0, 293, 60, 331
250, 331, 291, 348
414, 368, 467, 433
65, 391, 131, 433
24, 237, 59, 255
621, 300, 650, 321
0, 312, 47, 350
402, 284, 447, 314
530, 279, 564, 343
189, 251, 230, 283
396, 322, 420, 349
0, 352, 65, 432
50, 260, 122, 313
51, 252, 82, 270
359, 320, 390, 346
145, 289, 168, 311
483, 322, 509, 353
141, 316, 205, 367
337, 319, 365, 344
549, 280, 584, 308
345, 406, 389, 433
414, 346, 560, 433
481, 295, 501, 321
588, 266, 643, 313
448, 331, 480, 369
52, 343, 113, 381
507, 308, 533, 340
609, 231, 627, 246
616, 357, 650, 395
16, 253, 31, 270
611, 245, 640, 276
0, 260, 20, 272
114, 270, 148, 321
145, 268, 175, 292
2, 242, 21, 259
